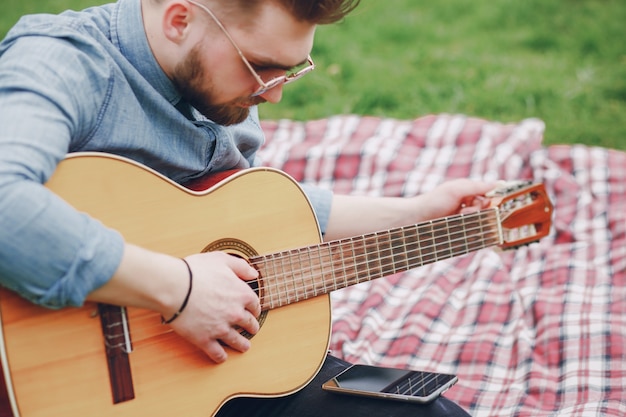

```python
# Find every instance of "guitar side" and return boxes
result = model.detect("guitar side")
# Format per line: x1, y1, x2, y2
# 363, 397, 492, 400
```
0, 153, 331, 417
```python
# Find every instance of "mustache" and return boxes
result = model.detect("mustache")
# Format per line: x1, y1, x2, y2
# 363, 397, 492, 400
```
237, 96, 267, 107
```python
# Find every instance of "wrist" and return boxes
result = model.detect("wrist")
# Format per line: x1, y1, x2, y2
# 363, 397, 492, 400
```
161, 258, 193, 324
89, 244, 191, 318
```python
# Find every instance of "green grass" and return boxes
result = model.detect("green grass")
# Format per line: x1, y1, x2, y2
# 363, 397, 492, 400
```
2, 0, 624, 150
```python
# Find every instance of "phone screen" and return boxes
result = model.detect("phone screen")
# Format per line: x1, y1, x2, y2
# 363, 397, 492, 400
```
322, 364, 457, 404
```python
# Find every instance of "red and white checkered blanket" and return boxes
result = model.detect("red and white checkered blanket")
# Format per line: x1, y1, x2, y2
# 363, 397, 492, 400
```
259, 114, 626, 417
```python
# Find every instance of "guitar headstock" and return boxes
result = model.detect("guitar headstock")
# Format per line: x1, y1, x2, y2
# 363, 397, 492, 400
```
487, 181, 553, 250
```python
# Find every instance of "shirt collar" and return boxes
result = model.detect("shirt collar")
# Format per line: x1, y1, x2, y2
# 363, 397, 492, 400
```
112, 0, 182, 105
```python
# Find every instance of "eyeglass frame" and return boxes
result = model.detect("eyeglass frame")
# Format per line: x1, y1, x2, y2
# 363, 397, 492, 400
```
187, 0, 315, 97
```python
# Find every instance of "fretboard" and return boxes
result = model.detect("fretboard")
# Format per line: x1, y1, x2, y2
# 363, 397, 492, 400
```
251, 208, 502, 310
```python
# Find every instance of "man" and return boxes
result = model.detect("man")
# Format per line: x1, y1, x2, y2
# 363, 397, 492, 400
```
0, 0, 490, 415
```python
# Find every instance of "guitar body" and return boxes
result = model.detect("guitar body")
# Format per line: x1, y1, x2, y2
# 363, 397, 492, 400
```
0, 154, 331, 416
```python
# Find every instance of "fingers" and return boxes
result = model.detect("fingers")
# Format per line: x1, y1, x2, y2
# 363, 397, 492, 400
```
205, 333, 248, 364
238, 311, 260, 334
205, 341, 229, 363
453, 179, 496, 200
433, 179, 497, 216
207, 252, 262, 317
226, 254, 259, 281
222, 254, 262, 317
459, 195, 490, 213
166, 252, 264, 364
197, 306, 260, 363
245, 295, 262, 318
203, 317, 257, 363
472, 180, 499, 196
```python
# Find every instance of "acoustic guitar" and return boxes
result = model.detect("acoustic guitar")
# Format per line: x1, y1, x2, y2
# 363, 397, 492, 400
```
0, 153, 553, 416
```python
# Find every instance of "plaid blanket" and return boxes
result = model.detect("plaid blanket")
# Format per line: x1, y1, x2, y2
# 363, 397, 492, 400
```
259, 114, 626, 417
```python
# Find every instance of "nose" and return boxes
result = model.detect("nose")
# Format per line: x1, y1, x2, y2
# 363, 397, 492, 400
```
258, 84, 284, 104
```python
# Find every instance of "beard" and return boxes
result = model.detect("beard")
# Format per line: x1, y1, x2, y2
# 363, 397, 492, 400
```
170, 44, 264, 126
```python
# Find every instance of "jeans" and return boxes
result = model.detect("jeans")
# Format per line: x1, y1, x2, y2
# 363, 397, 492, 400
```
216, 355, 471, 417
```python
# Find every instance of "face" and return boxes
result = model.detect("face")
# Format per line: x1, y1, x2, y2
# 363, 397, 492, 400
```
170, 41, 263, 125
171, 1, 316, 126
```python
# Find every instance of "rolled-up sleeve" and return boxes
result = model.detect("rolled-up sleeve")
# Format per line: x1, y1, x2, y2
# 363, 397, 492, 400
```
0, 180, 124, 308
0, 32, 124, 308
300, 184, 333, 236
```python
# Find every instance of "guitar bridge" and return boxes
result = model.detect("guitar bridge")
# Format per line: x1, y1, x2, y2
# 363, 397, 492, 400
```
98, 304, 135, 404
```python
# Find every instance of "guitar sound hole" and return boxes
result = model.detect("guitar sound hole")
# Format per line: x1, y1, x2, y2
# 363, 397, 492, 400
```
202, 238, 268, 340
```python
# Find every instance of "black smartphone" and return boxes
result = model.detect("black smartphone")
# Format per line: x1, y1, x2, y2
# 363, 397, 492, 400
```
321, 364, 458, 404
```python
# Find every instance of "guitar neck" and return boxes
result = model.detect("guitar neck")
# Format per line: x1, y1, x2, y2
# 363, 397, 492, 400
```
252, 208, 502, 310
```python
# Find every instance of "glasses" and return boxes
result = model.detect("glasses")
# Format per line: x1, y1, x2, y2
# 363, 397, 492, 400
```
187, 0, 315, 97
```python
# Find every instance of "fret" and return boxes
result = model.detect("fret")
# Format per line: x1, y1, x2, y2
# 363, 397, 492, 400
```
265, 254, 276, 306
287, 249, 300, 303
332, 243, 342, 292
370, 232, 388, 278
391, 228, 409, 273
364, 233, 383, 281
291, 248, 305, 302
341, 239, 360, 286
310, 246, 323, 298
278, 252, 289, 305
346, 238, 360, 285
418, 221, 436, 264
270, 252, 283, 308
299, 248, 312, 300
476, 212, 492, 251
311, 247, 323, 298
377, 231, 396, 277
272, 252, 283, 308
331, 242, 344, 290
447, 216, 469, 256
252, 209, 503, 311
255, 255, 266, 309
348, 238, 357, 287
443, 220, 454, 255
354, 236, 371, 284
277, 251, 289, 304
297, 247, 309, 301
464, 214, 486, 252
454, 215, 471, 255
402, 225, 422, 269
269, 253, 278, 309
315, 243, 337, 294
432, 221, 449, 261
414, 223, 423, 268
431, 220, 440, 262
260, 253, 277, 310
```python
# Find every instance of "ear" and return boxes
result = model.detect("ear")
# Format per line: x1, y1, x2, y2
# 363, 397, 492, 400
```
162, 1, 193, 43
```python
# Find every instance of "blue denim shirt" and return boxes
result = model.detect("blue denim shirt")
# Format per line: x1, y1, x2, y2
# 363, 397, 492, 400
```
0, 0, 331, 309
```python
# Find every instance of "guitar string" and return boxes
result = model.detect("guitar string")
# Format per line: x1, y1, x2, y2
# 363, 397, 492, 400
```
252, 210, 496, 270
103, 210, 505, 346
255, 190, 536, 306
251, 212, 502, 309
103, 191, 541, 348
253, 233, 503, 310
253, 225, 497, 299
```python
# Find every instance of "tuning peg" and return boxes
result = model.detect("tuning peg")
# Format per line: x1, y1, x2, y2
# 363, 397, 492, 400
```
486, 180, 533, 197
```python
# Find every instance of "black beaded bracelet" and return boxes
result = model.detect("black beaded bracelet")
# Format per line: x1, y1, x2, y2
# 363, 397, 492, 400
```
161, 258, 193, 325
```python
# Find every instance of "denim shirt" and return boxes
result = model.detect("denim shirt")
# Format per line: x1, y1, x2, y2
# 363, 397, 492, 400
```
0, 0, 331, 309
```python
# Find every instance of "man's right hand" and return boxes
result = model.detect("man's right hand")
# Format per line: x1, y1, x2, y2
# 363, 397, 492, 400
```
168, 252, 261, 363
87, 244, 261, 364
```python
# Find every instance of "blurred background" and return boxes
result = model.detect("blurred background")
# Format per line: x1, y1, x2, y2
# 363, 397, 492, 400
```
2, 0, 624, 150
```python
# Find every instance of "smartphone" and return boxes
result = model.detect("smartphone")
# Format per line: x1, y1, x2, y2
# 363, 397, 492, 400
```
322, 364, 458, 404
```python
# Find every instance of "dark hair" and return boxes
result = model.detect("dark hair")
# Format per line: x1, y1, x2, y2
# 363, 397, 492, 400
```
151, 0, 360, 25
278, 0, 361, 24
217, 0, 360, 25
